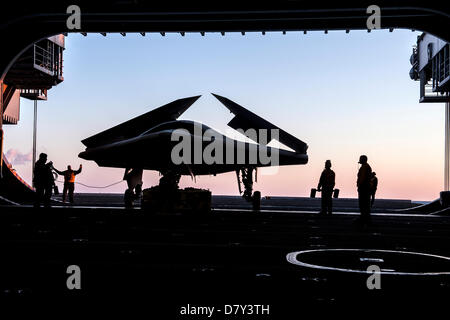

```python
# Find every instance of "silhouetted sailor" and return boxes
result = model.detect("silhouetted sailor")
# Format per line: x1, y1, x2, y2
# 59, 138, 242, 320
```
370, 172, 378, 207
33, 153, 54, 208
52, 164, 82, 203
317, 160, 336, 215
357, 155, 372, 224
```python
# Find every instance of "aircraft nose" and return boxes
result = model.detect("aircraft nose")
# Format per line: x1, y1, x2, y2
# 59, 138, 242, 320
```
78, 151, 89, 160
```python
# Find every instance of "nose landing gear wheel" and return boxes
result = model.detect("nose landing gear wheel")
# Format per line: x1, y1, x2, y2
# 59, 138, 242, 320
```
252, 191, 261, 211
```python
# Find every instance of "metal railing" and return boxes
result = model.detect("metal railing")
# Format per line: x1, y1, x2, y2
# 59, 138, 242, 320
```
432, 44, 449, 91
420, 74, 449, 103
33, 41, 64, 78
34, 43, 53, 75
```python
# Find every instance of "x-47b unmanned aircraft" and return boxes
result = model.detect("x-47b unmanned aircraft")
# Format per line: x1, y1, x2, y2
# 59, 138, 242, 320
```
79, 94, 308, 206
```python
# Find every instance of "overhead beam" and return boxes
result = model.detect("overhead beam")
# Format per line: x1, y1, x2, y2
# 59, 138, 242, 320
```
2, 5, 449, 42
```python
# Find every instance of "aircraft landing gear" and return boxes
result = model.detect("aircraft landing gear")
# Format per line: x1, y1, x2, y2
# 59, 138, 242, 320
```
123, 168, 143, 208
241, 167, 254, 202
237, 167, 261, 211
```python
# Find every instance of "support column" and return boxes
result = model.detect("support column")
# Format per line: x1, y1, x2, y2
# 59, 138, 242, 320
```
32, 100, 37, 187
445, 102, 450, 191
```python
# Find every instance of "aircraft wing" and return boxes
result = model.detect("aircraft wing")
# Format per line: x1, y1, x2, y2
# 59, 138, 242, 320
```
212, 93, 308, 154
81, 95, 201, 148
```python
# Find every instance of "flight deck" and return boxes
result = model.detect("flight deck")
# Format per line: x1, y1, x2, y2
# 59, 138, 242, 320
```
1, 195, 450, 313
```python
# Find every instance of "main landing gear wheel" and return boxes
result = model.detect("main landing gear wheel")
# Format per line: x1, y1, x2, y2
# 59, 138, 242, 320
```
237, 167, 261, 211
252, 191, 261, 211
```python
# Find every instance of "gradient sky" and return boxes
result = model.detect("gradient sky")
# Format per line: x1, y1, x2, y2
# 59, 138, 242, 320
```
3, 29, 446, 200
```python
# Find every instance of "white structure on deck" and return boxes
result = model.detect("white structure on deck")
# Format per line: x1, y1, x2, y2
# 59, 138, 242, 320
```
411, 33, 450, 189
